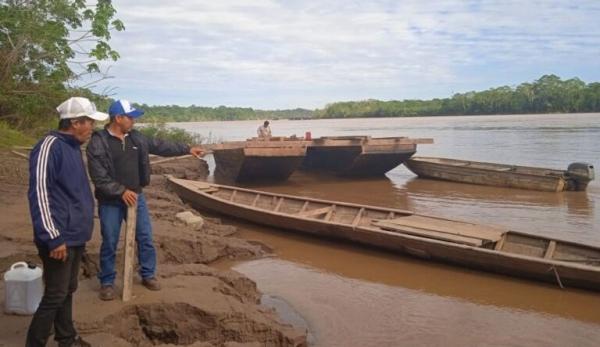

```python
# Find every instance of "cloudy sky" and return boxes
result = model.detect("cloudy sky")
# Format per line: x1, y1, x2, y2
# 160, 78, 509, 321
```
88, 0, 600, 109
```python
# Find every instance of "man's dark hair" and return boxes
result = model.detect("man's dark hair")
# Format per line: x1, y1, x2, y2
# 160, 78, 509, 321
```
58, 116, 90, 130
109, 114, 128, 123
264, 120, 270, 126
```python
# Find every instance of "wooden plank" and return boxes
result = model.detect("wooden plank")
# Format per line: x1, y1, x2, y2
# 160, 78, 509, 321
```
352, 208, 365, 227
191, 181, 219, 193
12, 146, 33, 150
274, 197, 284, 212
122, 203, 137, 302
10, 150, 29, 160
298, 206, 332, 218
374, 215, 505, 243
311, 137, 433, 146
150, 154, 193, 165
373, 221, 484, 246
544, 240, 557, 259
324, 205, 336, 221
251, 194, 261, 207
387, 211, 395, 219
230, 190, 237, 201
299, 201, 309, 213
494, 234, 506, 251
191, 181, 213, 190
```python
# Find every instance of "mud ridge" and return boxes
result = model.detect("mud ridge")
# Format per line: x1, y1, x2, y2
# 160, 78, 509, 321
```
104, 302, 304, 347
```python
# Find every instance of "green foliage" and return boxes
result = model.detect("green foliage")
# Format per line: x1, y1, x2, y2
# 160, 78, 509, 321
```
138, 121, 204, 145
134, 75, 600, 123
0, 0, 123, 132
0, 121, 35, 148
317, 75, 600, 118
138, 104, 315, 122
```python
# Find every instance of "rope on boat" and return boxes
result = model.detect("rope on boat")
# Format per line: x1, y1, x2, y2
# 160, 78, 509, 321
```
548, 266, 564, 289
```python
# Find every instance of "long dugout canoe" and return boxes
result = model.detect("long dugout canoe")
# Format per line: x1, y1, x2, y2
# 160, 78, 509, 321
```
167, 176, 600, 292
404, 156, 595, 192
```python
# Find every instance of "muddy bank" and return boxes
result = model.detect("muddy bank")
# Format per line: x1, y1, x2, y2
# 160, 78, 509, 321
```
0, 150, 307, 347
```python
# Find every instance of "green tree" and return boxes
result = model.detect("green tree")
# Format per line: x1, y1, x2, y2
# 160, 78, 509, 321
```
0, 0, 123, 132
314, 75, 600, 119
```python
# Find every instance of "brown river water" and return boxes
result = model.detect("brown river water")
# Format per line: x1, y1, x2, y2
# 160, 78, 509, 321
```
174, 114, 600, 346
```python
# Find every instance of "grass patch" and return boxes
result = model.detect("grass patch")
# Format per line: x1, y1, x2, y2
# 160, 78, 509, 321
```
138, 122, 214, 144
0, 122, 35, 148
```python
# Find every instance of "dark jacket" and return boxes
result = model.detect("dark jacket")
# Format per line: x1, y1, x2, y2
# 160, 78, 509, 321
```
86, 128, 190, 202
28, 131, 95, 250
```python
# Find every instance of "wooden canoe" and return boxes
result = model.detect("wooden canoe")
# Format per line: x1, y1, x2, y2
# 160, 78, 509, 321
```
404, 156, 595, 192
167, 176, 600, 291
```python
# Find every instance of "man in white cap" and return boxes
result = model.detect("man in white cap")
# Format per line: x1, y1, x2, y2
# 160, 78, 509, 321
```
86, 99, 204, 301
26, 97, 108, 347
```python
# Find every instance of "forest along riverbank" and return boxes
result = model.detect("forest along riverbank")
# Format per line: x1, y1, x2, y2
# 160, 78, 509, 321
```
0, 150, 307, 347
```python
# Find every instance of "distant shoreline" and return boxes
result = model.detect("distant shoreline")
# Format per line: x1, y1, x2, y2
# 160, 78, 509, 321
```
146, 111, 600, 124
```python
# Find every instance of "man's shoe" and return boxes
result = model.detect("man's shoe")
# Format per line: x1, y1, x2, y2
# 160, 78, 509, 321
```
142, 277, 161, 291
99, 285, 115, 301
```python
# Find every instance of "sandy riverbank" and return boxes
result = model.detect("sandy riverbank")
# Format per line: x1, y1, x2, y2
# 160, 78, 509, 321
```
0, 150, 307, 347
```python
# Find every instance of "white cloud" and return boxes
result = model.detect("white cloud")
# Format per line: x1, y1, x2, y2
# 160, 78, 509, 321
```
83, 0, 600, 108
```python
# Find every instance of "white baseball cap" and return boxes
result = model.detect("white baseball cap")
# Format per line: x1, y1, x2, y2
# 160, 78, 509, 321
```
56, 97, 109, 121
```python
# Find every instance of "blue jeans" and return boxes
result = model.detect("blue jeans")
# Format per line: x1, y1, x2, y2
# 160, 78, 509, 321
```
97, 193, 156, 286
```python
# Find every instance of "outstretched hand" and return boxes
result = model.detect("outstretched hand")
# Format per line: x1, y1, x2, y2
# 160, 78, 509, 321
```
189, 146, 205, 158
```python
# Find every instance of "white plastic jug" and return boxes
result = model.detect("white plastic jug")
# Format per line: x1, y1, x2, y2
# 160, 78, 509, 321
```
4, 261, 43, 315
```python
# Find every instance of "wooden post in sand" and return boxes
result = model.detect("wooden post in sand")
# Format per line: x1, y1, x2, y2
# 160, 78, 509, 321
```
122, 203, 137, 302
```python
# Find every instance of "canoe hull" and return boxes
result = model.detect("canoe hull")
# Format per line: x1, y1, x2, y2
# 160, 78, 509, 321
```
405, 157, 573, 192
168, 177, 600, 291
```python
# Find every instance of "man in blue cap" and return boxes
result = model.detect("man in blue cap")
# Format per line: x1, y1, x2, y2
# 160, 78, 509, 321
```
86, 99, 204, 300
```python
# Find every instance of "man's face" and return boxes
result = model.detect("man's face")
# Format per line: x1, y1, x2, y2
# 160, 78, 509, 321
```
72, 118, 96, 143
115, 115, 135, 133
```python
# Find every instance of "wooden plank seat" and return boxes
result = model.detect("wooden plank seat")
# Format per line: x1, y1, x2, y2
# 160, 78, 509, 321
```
298, 206, 333, 218
193, 182, 219, 193
373, 215, 506, 247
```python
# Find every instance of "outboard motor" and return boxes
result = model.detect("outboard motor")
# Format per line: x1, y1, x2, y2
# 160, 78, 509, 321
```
566, 162, 595, 191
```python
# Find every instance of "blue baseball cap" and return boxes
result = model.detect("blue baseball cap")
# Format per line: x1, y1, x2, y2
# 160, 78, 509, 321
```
108, 99, 144, 118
